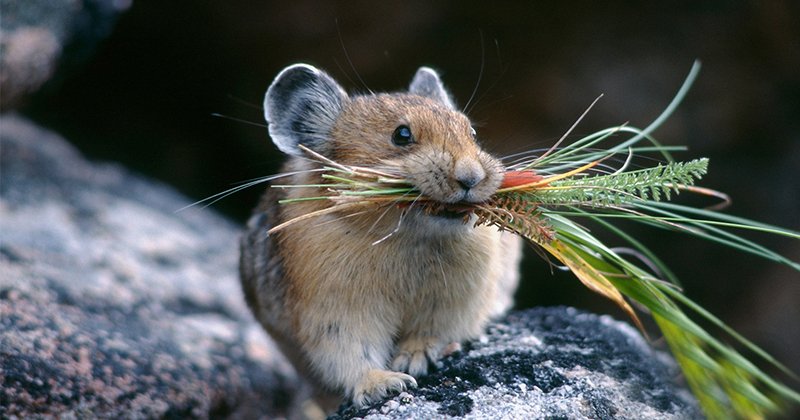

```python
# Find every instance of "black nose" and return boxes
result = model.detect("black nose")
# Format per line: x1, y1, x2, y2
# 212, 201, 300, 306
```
454, 158, 486, 191
457, 176, 481, 190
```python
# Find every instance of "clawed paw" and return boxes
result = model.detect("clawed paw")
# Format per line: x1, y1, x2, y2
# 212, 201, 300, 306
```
391, 337, 448, 377
352, 369, 417, 407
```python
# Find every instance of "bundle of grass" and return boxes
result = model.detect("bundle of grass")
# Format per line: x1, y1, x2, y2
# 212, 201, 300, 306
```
199, 61, 800, 418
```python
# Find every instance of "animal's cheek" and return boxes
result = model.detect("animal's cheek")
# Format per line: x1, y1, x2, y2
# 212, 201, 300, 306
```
401, 151, 458, 201
480, 154, 504, 186
480, 151, 504, 174
407, 169, 457, 202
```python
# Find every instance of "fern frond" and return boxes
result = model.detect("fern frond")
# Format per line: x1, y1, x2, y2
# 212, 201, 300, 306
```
530, 158, 709, 207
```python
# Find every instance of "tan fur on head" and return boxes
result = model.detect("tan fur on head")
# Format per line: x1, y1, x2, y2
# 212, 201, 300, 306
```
241, 63, 522, 413
331, 94, 503, 204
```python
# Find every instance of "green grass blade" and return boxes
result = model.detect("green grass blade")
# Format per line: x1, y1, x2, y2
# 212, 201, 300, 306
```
543, 215, 799, 418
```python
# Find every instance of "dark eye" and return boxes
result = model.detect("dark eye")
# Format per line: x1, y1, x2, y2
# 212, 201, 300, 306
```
392, 125, 415, 146
470, 127, 477, 140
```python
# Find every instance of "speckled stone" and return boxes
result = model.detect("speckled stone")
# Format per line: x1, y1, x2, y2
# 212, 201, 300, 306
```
333, 307, 702, 420
0, 115, 701, 419
0, 115, 298, 418
0, 0, 132, 109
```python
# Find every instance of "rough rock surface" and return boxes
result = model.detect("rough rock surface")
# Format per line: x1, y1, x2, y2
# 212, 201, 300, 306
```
0, 0, 131, 109
0, 115, 297, 418
0, 115, 701, 419
333, 307, 701, 420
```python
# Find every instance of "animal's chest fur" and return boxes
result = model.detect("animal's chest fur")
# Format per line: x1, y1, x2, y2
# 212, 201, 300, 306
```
344, 223, 497, 319
287, 216, 490, 290
383, 233, 488, 292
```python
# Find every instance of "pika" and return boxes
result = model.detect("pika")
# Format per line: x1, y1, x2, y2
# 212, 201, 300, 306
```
240, 64, 522, 410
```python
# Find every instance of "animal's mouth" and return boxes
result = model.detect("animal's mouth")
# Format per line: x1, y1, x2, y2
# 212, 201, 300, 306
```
431, 208, 469, 220
419, 202, 476, 221
396, 200, 482, 221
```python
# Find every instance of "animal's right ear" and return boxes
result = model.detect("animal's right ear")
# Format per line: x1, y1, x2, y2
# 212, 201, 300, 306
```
264, 64, 348, 156
409, 67, 456, 110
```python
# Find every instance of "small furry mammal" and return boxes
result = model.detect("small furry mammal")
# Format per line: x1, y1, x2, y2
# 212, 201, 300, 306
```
240, 63, 522, 410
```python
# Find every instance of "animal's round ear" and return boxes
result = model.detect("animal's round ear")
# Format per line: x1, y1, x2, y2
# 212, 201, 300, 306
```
264, 64, 348, 156
409, 67, 456, 110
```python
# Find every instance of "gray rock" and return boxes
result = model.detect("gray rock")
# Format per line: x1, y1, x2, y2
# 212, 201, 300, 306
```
0, 114, 297, 418
332, 307, 701, 419
0, 0, 131, 109
0, 115, 700, 418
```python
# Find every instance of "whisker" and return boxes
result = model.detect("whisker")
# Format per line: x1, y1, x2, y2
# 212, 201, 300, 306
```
368, 200, 402, 235
310, 208, 374, 229
225, 94, 263, 110
176, 168, 326, 212
335, 18, 373, 95
210, 113, 267, 128
501, 149, 548, 162
372, 208, 407, 245
462, 30, 486, 115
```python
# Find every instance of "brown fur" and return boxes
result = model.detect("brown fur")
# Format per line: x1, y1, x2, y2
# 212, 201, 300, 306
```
240, 67, 522, 411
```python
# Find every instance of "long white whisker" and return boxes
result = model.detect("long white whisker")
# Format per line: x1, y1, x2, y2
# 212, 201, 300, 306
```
372, 208, 407, 246
368, 201, 402, 235
210, 113, 267, 128
368, 189, 418, 235
310, 209, 373, 229
335, 19, 374, 95
175, 168, 327, 212
463, 31, 486, 115
500, 148, 551, 162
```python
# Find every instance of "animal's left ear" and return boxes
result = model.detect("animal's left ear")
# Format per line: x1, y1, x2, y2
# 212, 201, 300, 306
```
409, 67, 456, 109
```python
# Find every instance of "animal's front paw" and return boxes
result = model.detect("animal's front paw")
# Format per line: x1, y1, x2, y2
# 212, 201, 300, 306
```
391, 336, 448, 376
352, 369, 417, 407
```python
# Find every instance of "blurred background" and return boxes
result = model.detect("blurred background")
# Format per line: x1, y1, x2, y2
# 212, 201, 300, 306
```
15, 0, 800, 379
